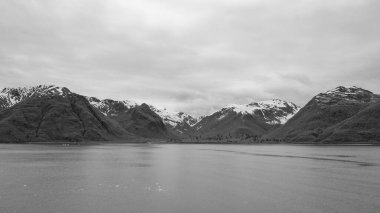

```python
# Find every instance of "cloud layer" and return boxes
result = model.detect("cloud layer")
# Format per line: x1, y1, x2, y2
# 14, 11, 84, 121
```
1, 0, 380, 115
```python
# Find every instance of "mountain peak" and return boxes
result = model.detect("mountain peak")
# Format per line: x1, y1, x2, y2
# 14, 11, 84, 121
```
326, 86, 370, 94
315, 86, 379, 105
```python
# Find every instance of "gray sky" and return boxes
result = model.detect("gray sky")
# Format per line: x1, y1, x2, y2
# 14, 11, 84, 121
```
1, 0, 380, 116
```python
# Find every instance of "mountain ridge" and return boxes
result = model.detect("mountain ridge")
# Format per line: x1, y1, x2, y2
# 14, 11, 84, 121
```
1, 84, 379, 143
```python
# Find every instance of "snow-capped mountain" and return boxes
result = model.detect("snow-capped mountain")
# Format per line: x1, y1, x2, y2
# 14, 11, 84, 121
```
315, 86, 380, 105
86, 94, 201, 137
148, 106, 201, 137
193, 99, 300, 139
0, 85, 139, 116
148, 106, 199, 127
0, 85, 134, 142
86, 97, 138, 116
0, 85, 71, 109
86, 97, 200, 128
217, 99, 300, 125
266, 86, 380, 142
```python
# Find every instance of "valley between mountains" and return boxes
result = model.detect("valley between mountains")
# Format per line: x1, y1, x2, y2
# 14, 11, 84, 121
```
0, 85, 379, 144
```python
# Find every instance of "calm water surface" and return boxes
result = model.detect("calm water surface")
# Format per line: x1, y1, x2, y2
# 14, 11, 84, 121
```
0, 144, 379, 213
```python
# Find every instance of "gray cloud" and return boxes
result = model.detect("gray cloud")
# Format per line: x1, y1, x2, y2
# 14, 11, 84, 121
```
1, 0, 380, 116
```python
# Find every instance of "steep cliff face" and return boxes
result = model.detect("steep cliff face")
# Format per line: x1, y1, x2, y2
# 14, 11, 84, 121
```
0, 94, 134, 142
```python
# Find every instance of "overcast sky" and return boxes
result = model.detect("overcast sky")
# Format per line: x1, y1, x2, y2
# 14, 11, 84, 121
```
1, 0, 380, 116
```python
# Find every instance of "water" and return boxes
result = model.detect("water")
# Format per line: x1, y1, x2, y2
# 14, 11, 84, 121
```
0, 144, 379, 213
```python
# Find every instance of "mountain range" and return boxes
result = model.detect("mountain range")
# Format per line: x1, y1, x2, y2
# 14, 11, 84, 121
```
0, 85, 379, 144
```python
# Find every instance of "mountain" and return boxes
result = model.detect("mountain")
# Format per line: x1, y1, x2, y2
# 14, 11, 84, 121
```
112, 103, 169, 139
266, 86, 380, 143
222, 99, 300, 125
86, 98, 173, 139
0, 88, 134, 142
194, 99, 300, 138
0, 85, 173, 142
148, 106, 200, 137
149, 106, 199, 127
86, 96, 201, 138
86, 96, 200, 130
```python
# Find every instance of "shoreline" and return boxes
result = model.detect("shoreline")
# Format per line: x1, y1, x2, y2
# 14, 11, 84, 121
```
0, 141, 379, 146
